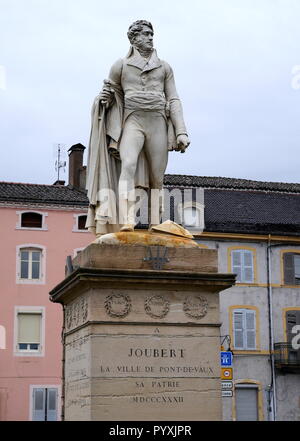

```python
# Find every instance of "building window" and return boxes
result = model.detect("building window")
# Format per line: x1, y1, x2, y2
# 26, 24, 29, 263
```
235, 384, 259, 421
16, 211, 48, 230
21, 212, 42, 228
286, 310, 300, 342
283, 253, 300, 285
15, 311, 43, 355
231, 249, 254, 283
31, 387, 58, 421
78, 215, 88, 230
72, 213, 88, 232
20, 249, 41, 280
0, 325, 6, 350
17, 245, 45, 284
183, 206, 200, 227
284, 309, 300, 364
232, 308, 256, 350
178, 201, 205, 231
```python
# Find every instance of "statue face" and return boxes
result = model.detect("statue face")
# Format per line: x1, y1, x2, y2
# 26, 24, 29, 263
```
132, 25, 154, 52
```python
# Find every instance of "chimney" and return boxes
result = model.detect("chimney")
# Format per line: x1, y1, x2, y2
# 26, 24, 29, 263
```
68, 143, 86, 189
53, 180, 65, 186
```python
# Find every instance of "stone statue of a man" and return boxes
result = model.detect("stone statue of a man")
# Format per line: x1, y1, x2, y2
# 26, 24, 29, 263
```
86, 20, 190, 235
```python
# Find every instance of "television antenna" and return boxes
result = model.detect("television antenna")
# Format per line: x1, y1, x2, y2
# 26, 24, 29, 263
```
54, 143, 66, 181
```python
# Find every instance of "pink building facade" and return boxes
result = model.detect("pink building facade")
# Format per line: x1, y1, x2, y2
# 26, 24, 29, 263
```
0, 145, 92, 420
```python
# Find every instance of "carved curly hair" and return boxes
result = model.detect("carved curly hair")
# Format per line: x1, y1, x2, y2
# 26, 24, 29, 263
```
127, 20, 153, 44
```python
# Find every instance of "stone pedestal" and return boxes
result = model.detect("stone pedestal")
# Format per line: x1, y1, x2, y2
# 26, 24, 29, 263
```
50, 243, 235, 421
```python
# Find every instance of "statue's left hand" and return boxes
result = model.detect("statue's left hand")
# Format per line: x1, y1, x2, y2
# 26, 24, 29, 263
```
176, 134, 190, 153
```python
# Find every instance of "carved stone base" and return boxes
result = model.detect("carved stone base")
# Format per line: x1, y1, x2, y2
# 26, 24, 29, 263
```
50, 243, 235, 420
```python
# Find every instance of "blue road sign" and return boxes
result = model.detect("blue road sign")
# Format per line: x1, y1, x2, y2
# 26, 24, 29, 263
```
220, 351, 233, 367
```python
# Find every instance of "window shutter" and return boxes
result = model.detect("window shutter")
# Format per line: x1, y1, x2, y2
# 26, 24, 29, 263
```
245, 310, 256, 349
235, 386, 258, 421
232, 251, 242, 282
47, 388, 58, 421
283, 253, 295, 285
243, 251, 254, 283
294, 255, 300, 284
32, 388, 46, 421
18, 313, 41, 344
233, 311, 244, 349
286, 310, 297, 343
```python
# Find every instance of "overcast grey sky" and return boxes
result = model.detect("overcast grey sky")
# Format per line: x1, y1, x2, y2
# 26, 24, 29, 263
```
0, 0, 300, 185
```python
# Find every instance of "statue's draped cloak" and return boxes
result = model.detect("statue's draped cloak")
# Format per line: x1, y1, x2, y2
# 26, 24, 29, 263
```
85, 79, 150, 235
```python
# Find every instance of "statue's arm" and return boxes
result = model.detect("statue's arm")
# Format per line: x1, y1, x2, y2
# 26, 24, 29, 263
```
164, 62, 188, 138
108, 58, 123, 84
99, 59, 123, 106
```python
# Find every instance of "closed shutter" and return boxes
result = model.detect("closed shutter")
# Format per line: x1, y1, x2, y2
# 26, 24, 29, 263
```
18, 313, 41, 345
32, 388, 46, 421
233, 311, 244, 349
32, 388, 58, 421
245, 310, 256, 349
233, 309, 256, 350
232, 251, 242, 282
243, 251, 254, 283
283, 253, 295, 285
47, 389, 58, 421
235, 386, 258, 421
232, 250, 254, 283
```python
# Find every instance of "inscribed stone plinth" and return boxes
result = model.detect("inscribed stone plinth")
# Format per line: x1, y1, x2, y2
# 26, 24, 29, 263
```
50, 243, 235, 420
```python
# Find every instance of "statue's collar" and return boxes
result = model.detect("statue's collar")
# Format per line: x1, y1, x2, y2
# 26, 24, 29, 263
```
126, 46, 162, 72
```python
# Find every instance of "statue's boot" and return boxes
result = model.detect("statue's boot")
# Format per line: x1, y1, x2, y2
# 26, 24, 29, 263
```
148, 196, 163, 231
120, 223, 135, 232
120, 199, 136, 232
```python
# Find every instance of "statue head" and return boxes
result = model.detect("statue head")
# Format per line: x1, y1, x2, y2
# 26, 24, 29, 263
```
127, 20, 154, 52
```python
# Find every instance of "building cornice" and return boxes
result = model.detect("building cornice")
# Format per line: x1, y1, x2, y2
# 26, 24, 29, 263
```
0, 202, 88, 212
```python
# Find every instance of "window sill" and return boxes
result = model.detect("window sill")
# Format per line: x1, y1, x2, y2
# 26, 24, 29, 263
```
14, 351, 44, 357
15, 227, 48, 231
232, 350, 268, 355
235, 282, 258, 286
16, 279, 45, 285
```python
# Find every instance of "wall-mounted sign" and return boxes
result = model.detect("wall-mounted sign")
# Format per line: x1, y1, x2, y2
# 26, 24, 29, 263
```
222, 390, 233, 397
221, 368, 233, 380
221, 381, 233, 390
220, 351, 233, 367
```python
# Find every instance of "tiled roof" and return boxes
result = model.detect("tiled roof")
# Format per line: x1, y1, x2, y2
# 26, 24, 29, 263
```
1, 176, 300, 235
164, 174, 300, 193
0, 182, 88, 206
204, 189, 300, 235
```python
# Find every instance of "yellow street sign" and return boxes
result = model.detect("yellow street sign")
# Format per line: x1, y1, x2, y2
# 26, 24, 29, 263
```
221, 368, 233, 380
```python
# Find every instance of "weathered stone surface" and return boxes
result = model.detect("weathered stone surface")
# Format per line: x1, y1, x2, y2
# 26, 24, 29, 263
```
72, 242, 218, 273
63, 320, 222, 420
150, 220, 194, 238
95, 230, 197, 248
50, 245, 235, 421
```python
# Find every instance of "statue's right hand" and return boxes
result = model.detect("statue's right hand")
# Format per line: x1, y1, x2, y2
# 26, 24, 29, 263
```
99, 87, 114, 106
